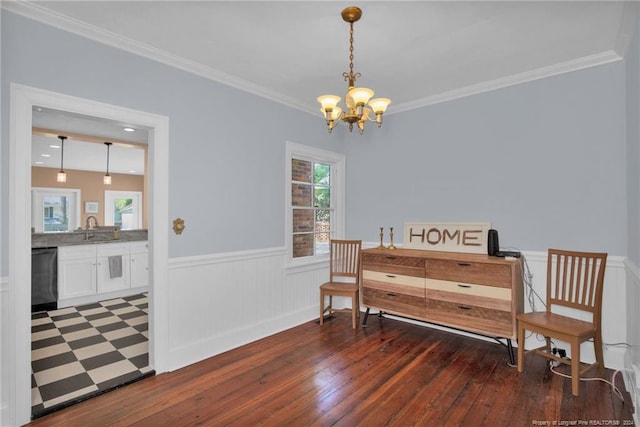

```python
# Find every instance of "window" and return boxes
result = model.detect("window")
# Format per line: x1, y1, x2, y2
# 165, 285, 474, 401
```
104, 190, 142, 230
32, 188, 81, 232
286, 142, 345, 262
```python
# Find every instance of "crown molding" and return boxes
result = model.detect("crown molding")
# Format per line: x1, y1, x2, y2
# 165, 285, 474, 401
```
390, 50, 623, 114
1, 1, 315, 115
2, 1, 628, 118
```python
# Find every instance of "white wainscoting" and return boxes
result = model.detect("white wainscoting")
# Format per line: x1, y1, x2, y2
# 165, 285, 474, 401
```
164, 247, 628, 373
519, 251, 627, 370
166, 247, 329, 371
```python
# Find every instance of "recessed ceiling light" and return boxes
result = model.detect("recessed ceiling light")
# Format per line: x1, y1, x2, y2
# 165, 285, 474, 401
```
123, 127, 135, 132
49, 144, 60, 149
34, 161, 44, 165
40, 154, 51, 158
129, 170, 137, 174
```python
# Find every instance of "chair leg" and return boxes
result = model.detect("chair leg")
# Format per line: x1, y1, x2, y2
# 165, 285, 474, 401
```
319, 290, 325, 326
351, 293, 357, 329
517, 323, 525, 372
594, 333, 606, 378
571, 339, 580, 397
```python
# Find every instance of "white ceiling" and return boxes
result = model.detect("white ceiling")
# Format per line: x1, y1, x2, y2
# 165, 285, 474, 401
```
31, 107, 148, 175
7, 0, 638, 171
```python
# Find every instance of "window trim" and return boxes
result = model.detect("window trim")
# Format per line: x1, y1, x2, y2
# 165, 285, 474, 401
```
31, 187, 81, 232
104, 190, 143, 230
285, 141, 345, 267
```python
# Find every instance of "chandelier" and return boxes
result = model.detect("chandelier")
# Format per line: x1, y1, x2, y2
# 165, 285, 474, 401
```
317, 6, 391, 135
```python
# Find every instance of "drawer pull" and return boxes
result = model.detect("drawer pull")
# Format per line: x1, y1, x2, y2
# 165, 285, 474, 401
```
386, 293, 398, 297
457, 263, 472, 267
385, 256, 398, 260
457, 284, 472, 288
386, 274, 397, 278
458, 305, 472, 310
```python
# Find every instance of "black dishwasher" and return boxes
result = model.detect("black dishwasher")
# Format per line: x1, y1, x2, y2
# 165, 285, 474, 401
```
32, 247, 58, 312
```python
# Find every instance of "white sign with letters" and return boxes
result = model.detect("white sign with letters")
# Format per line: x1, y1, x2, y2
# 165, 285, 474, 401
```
403, 222, 491, 254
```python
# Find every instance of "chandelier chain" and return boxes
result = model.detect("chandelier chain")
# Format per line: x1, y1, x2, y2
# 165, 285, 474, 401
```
348, 21, 354, 78
343, 21, 361, 85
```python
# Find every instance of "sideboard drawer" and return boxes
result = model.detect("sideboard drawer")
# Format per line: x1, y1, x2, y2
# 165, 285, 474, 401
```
425, 298, 513, 337
425, 259, 511, 287
363, 287, 427, 319
425, 278, 511, 300
362, 253, 425, 277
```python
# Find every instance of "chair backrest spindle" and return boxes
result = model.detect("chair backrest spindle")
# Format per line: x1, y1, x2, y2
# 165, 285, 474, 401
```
546, 248, 607, 327
329, 239, 361, 281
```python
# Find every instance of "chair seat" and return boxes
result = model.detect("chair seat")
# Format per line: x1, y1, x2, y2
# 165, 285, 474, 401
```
517, 311, 596, 338
320, 281, 358, 293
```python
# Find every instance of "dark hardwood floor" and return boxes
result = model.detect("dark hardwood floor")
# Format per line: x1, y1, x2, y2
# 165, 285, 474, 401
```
29, 313, 634, 426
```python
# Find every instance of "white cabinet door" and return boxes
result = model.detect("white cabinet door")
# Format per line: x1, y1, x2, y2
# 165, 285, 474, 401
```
130, 241, 149, 289
97, 243, 130, 293
130, 252, 149, 289
58, 246, 97, 299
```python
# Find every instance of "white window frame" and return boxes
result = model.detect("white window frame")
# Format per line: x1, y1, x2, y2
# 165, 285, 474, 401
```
285, 141, 345, 267
104, 190, 143, 230
31, 187, 81, 232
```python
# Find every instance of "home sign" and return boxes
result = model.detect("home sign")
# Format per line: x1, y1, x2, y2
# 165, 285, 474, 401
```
403, 222, 491, 254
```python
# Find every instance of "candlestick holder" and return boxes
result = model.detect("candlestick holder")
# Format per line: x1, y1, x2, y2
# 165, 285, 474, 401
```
377, 227, 386, 249
388, 227, 396, 250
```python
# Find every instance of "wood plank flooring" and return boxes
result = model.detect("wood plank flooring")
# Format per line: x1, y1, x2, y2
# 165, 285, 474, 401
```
28, 313, 634, 426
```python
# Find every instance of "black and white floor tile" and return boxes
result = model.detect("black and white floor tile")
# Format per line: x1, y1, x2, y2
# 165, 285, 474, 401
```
31, 293, 153, 419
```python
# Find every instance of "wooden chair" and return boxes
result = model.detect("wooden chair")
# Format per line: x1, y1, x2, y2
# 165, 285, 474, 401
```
320, 239, 362, 329
517, 248, 608, 396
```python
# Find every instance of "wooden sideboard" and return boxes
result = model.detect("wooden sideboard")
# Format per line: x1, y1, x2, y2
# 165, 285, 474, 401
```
361, 247, 524, 363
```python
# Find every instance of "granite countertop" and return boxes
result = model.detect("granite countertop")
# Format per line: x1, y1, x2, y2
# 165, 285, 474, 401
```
32, 229, 148, 248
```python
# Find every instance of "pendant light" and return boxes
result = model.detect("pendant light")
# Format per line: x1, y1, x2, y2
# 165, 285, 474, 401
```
56, 135, 67, 183
104, 142, 112, 185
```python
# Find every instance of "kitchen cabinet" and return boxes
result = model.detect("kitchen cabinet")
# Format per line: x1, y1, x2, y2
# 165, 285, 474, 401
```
58, 241, 148, 307
58, 245, 97, 300
129, 241, 149, 289
96, 243, 130, 293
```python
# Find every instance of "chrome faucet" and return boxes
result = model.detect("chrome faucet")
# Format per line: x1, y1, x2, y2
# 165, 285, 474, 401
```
85, 216, 99, 240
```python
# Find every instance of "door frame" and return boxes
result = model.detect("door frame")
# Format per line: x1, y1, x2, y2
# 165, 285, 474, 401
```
8, 84, 170, 425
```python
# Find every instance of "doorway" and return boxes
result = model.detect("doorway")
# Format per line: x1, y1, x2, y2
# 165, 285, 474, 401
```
8, 84, 170, 426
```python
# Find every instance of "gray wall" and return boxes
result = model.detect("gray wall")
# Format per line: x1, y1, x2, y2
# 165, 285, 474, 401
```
1, 9, 633, 275
627, 18, 640, 266
345, 62, 628, 255
0, 11, 346, 274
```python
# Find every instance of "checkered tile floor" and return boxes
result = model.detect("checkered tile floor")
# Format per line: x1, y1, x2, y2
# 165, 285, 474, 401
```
31, 293, 153, 419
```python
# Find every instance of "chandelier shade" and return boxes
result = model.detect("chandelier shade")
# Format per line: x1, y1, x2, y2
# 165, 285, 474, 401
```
317, 6, 391, 135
